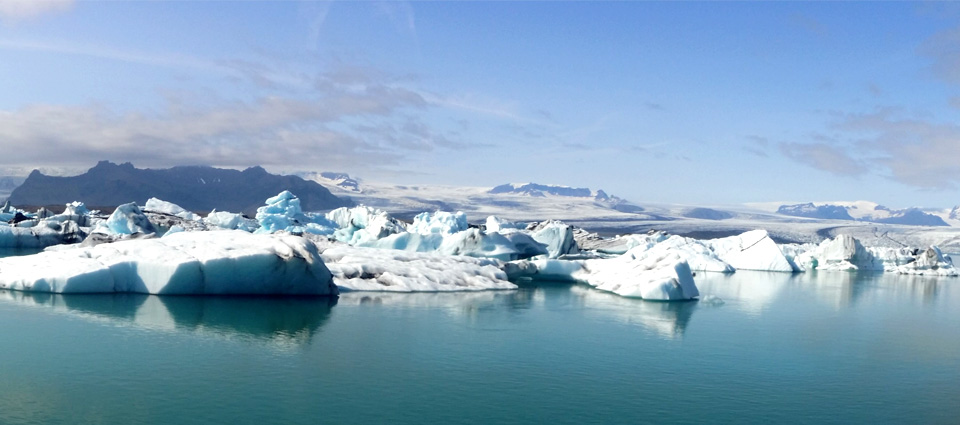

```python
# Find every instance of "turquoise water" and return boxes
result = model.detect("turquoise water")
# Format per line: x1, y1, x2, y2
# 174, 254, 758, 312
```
1, 271, 959, 424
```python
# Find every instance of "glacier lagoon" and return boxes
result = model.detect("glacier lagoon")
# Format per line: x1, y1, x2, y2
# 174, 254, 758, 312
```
1, 270, 958, 424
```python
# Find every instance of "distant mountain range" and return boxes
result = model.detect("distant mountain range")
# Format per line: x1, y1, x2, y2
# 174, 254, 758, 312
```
777, 201, 948, 227
297, 171, 362, 193
8, 161, 352, 215
488, 183, 645, 213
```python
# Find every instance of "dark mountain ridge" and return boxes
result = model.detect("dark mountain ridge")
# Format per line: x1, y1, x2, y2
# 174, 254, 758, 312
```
8, 161, 352, 216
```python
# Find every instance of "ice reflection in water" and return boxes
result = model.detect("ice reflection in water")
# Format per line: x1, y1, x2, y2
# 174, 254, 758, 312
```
0, 290, 337, 349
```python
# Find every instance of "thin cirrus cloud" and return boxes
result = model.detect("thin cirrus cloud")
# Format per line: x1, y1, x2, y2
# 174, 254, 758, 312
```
778, 141, 867, 178
0, 0, 73, 22
0, 36, 527, 174
839, 111, 960, 190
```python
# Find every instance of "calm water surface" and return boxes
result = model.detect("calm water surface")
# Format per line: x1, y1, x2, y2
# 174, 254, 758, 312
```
1, 271, 958, 424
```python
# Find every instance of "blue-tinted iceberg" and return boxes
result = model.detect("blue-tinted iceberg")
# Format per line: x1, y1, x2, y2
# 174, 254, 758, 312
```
91, 202, 157, 236
326, 205, 406, 245
254, 190, 336, 235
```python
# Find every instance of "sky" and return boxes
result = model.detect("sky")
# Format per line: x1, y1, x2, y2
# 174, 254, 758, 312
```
2, 1, 960, 208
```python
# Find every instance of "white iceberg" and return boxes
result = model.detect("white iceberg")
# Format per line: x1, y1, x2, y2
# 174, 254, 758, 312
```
706, 230, 799, 272
0, 230, 337, 295
204, 210, 258, 232
144, 198, 202, 221
484, 216, 526, 233
505, 250, 699, 301
895, 246, 957, 276
408, 210, 468, 235
364, 228, 522, 261
319, 244, 516, 292
575, 250, 699, 300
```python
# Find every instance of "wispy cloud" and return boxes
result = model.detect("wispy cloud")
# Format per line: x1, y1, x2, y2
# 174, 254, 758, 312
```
837, 110, 960, 189
0, 0, 73, 22
779, 141, 867, 177
920, 25, 960, 85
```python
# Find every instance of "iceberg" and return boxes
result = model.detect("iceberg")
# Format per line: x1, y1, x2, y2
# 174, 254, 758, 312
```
254, 191, 336, 235
505, 250, 699, 301
484, 216, 526, 233
0, 231, 337, 295
575, 250, 699, 300
0, 220, 85, 249
529, 220, 579, 258
91, 202, 157, 236
791, 234, 958, 276
204, 210, 258, 232
319, 244, 516, 292
408, 211, 468, 235
706, 230, 798, 272
144, 198, 202, 221
326, 205, 406, 245
365, 228, 522, 261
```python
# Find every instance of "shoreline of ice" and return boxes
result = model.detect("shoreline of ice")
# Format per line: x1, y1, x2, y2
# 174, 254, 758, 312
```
0, 192, 956, 299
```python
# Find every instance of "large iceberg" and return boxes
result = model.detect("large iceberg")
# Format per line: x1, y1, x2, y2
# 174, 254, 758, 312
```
91, 202, 157, 236
790, 234, 958, 276
144, 198, 201, 221
0, 231, 337, 295
255, 191, 336, 235
326, 205, 406, 245
408, 211, 468, 235
319, 243, 516, 292
365, 228, 522, 261
528, 220, 579, 258
706, 230, 798, 272
505, 248, 699, 301
0, 220, 85, 249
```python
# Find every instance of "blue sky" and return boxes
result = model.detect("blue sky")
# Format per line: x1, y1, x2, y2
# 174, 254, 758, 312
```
2, 1, 960, 208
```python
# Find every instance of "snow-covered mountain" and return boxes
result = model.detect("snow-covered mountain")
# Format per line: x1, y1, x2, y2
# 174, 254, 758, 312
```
298, 172, 362, 193
777, 201, 948, 227
487, 183, 644, 213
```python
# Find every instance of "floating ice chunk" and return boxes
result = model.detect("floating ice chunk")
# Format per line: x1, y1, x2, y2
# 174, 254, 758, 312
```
504, 251, 699, 301
498, 231, 549, 259
144, 198, 201, 221
204, 210, 258, 232
0, 220, 85, 249
92, 202, 157, 236
408, 211, 468, 235
365, 228, 522, 261
484, 216, 525, 233
576, 250, 699, 300
326, 206, 405, 245
320, 244, 515, 292
707, 230, 798, 272
255, 191, 336, 235
896, 246, 958, 276
0, 231, 337, 295
529, 220, 579, 258
643, 236, 735, 273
